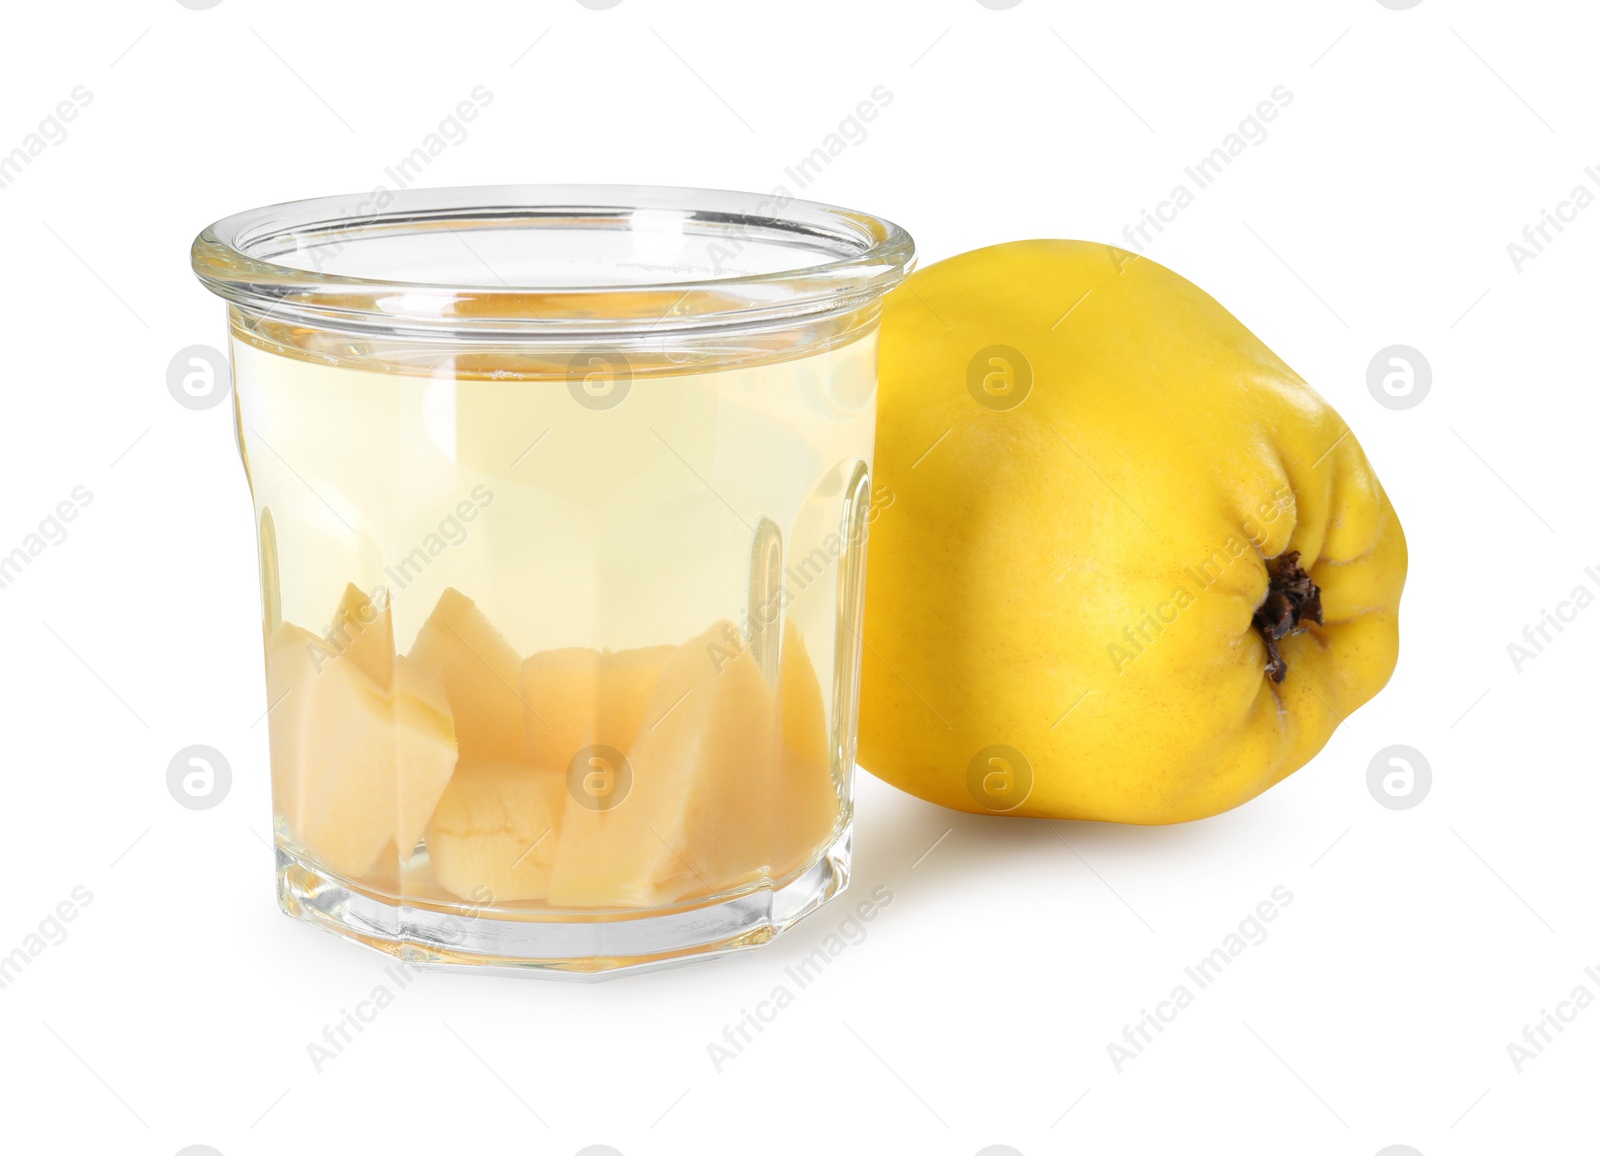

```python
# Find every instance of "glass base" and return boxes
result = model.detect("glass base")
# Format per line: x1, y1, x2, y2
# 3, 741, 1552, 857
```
275, 825, 852, 980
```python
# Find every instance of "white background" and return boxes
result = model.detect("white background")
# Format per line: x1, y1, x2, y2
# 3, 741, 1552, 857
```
0, 1, 1593, 1154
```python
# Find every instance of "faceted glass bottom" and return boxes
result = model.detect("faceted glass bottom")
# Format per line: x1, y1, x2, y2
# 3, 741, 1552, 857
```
275, 825, 852, 980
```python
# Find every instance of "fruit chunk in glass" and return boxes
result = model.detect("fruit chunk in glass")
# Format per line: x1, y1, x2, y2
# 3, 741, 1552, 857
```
268, 585, 843, 910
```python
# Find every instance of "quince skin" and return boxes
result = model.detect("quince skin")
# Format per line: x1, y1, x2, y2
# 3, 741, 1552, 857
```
859, 241, 1406, 824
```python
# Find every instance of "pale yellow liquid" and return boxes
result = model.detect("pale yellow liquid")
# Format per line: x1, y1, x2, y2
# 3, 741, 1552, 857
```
234, 324, 877, 912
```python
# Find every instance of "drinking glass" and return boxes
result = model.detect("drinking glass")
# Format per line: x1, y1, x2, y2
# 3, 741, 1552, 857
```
190, 185, 913, 975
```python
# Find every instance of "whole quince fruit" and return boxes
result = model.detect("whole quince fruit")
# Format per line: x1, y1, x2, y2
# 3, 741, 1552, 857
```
858, 241, 1406, 824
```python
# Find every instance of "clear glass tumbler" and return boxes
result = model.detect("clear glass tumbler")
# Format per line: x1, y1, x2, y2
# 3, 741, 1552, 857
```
191, 185, 913, 976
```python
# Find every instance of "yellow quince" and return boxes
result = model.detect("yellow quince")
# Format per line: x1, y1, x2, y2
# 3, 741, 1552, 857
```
858, 241, 1406, 824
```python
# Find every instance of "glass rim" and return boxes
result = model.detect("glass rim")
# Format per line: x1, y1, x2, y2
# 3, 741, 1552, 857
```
190, 183, 915, 340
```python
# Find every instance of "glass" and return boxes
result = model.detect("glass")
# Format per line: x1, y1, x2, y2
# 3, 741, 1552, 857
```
191, 185, 913, 976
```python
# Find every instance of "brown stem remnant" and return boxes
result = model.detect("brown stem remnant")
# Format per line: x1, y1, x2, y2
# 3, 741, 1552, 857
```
1252, 550, 1324, 684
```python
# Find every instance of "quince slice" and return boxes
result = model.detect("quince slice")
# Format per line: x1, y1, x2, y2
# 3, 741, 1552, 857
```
330, 583, 393, 690
266, 620, 457, 879
426, 759, 566, 903
547, 620, 841, 909
407, 588, 527, 763
521, 644, 678, 771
